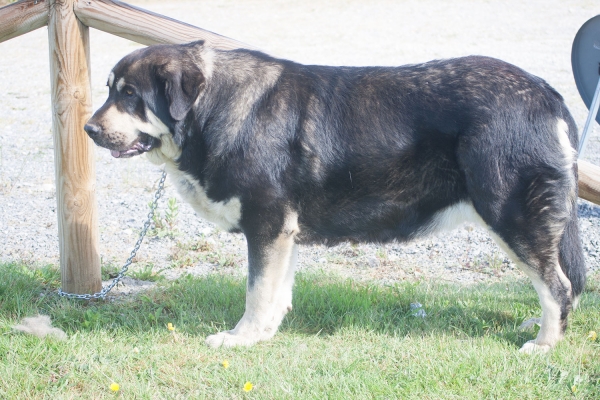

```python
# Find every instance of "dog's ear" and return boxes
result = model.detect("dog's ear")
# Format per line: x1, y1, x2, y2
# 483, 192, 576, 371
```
158, 60, 205, 121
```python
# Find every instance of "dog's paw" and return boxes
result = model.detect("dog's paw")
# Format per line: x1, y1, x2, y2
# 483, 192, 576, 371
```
519, 340, 551, 354
259, 304, 292, 342
205, 331, 259, 348
519, 317, 542, 332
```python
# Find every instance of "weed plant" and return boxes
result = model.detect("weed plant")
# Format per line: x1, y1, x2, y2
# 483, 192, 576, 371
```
148, 197, 179, 239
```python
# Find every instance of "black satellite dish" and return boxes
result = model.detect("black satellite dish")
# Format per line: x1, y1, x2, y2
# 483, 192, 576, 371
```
572, 15, 600, 155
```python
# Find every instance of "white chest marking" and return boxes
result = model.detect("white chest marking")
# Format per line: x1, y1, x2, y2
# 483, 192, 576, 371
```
142, 117, 242, 231
166, 163, 242, 231
176, 173, 242, 231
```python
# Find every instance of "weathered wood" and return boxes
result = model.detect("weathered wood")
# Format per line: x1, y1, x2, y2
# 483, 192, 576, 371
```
0, 0, 48, 43
579, 159, 600, 205
74, 0, 256, 49
48, 0, 101, 294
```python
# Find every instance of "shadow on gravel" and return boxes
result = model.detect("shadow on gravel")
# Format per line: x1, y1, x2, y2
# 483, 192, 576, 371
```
3, 262, 599, 349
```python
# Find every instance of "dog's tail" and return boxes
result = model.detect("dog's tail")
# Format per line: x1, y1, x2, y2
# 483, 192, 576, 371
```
559, 204, 586, 301
559, 112, 586, 302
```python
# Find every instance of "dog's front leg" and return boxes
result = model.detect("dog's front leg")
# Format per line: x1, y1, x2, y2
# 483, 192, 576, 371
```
205, 222, 298, 348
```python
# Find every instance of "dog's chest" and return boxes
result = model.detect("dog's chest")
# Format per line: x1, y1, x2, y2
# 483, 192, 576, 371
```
167, 167, 242, 231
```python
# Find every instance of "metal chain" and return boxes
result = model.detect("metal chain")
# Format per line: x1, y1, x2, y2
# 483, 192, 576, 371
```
57, 170, 167, 300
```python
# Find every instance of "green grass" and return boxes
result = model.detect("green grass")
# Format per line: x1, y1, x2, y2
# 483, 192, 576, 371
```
0, 262, 599, 399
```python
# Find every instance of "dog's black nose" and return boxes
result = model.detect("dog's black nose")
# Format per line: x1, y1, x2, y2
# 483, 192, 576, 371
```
84, 123, 100, 138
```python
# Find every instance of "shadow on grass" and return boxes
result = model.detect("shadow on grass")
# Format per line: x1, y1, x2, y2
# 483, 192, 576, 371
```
3, 262, 597, 349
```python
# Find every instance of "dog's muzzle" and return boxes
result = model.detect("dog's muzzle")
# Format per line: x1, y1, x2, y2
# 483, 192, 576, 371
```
84, 123, 160, 158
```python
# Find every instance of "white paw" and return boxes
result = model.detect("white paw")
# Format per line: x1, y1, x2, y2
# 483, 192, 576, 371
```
519, 317, 541, 332
205, 331, 259, 348
519, 340, 551, 354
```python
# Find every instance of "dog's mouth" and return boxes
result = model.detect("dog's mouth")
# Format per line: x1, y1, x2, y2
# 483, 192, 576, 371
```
110, 133, 160, 158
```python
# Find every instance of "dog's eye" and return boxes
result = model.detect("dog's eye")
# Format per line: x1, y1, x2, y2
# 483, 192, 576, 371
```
125, 88, 134, 97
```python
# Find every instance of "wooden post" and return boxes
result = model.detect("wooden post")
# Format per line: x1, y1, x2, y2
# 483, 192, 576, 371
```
48, 0, 101, 294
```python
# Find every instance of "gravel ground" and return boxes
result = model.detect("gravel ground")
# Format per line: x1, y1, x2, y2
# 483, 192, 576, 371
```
0, 0, 599, 290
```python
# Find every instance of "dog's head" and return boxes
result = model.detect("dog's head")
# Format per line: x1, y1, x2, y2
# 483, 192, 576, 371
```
84, 41, 206, 159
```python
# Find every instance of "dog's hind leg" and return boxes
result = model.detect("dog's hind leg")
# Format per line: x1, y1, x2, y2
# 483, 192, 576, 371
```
461, 118, 584, 353
205, 211, 299, 348
482, 204, 577, 353
516, 186, 586, 353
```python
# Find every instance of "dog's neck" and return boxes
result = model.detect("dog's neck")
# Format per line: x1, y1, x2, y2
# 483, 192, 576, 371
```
145, 132, 182, 166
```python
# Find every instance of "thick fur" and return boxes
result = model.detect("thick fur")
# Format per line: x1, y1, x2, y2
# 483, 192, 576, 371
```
85, 41, 586, 352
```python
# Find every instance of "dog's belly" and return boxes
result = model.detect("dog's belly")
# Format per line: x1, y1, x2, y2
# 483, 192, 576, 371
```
294, 143, 470, 244
296, 198, 481, 245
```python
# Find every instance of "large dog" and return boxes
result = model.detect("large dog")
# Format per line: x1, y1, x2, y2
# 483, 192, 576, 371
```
85, 41, 585, 352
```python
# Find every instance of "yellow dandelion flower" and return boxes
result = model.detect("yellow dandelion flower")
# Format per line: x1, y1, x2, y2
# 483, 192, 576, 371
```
588, 330, 597, 341
109, 382, 120, 392
243, 381, 253, 392
571, 385, 577, 393
167, 323, 175, 331
222, 359, 230, 369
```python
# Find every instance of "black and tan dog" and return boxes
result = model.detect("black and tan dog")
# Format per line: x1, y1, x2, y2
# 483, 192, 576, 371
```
85, 41, 585, 352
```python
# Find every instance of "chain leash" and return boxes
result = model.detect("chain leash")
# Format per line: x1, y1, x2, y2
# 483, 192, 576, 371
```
57, 170, 167, 300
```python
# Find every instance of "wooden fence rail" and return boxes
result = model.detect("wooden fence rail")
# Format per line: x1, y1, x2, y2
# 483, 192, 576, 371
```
0, 0, 48, 42
0, 0, 599, 295
579, 160, 600, 204
73, 0, 256, 48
